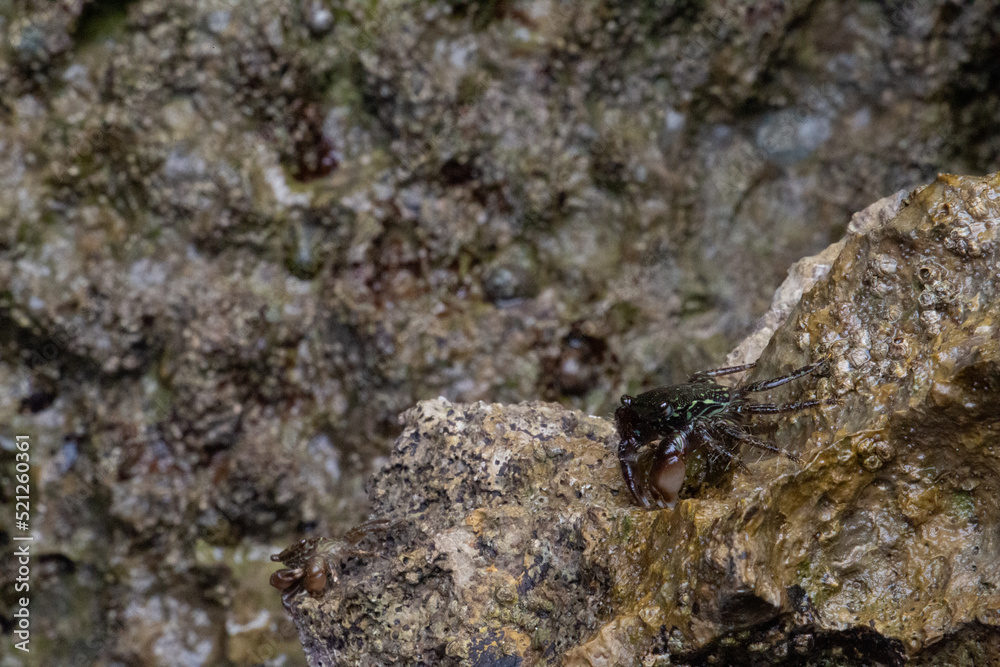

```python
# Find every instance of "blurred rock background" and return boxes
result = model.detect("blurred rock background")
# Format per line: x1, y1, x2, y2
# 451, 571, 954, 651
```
0, 0, 998, 664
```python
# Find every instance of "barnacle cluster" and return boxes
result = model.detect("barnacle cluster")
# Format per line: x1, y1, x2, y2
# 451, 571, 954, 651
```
792, 177, 1000, 402
854, 432, 895, 472
930, 181, 998, 257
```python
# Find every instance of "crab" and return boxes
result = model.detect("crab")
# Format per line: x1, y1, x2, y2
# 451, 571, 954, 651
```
614, 358, 832, 509
269, 518, 394, 610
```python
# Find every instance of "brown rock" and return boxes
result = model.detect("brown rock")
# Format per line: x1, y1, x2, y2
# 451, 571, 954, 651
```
287, 172, 1000, 665
287, 399, 632, 665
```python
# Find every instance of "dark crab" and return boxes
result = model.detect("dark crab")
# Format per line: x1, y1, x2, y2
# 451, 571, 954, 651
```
269, 518, 394, 610
615, 358, 832, 510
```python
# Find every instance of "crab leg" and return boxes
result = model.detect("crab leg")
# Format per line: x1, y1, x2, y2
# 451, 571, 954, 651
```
714, 421, 801, 462
617, 436, 650, 508
692, 422, 750, 471
741, 359, 827, 393
741, 399, 828, 414
689, 362, 756, 382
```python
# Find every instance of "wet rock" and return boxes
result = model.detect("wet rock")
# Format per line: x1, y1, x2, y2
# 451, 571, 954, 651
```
4, 0, 1000, 664
573, 171, 1000, 664
288, 172, 1000, 665
726, 188, 909, 367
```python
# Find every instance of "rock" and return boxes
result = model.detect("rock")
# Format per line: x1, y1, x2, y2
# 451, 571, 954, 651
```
582, 171, 1000, 664
285, 399, 632, 665
286, 172, 1000, 665
725, 188, 909, 368
6, 0, 1000, 662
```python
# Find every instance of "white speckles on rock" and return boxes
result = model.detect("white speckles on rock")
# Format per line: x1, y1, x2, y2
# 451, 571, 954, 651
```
305, 0, 334, 35
263, 164, 312, 208
205, 10, 231, 34
128, 258, 168, 288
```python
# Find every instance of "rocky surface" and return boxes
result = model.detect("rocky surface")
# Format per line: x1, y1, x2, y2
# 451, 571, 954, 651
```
597, 171, 1000, 665
287, 172, 1000, 665
289, 399, 629, 666
3, 0, 1000, 664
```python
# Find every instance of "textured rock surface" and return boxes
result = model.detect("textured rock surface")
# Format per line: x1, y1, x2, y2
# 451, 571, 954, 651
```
288, 172, 1000, 665
725, 188, 909, 368
4, 0, 1000, 663
290, 399, 630, 666
581, 172, 1000, 665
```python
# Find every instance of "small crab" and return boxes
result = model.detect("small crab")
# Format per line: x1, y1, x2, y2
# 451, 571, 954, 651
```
615, 358, 832, 509
269, 518, 394, 610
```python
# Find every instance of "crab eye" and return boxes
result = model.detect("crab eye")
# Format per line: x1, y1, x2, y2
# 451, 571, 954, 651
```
621, 395, 633, 406
660, 403, 674, 417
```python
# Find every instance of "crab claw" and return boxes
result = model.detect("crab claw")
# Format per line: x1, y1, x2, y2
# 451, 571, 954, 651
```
647, 442, 686, 509
269, 568, 302, 591
617, 431, 688, 510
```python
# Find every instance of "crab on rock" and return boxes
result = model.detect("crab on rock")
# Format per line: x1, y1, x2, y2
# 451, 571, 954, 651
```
269, 518, 394, 610
614, 358, 831, 509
